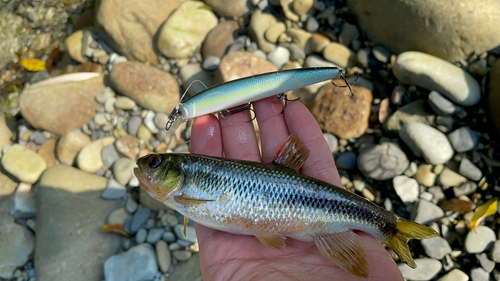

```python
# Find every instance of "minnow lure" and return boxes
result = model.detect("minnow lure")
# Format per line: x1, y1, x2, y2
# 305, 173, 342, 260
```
134, 135, 437, 278
165, 67, 345, 134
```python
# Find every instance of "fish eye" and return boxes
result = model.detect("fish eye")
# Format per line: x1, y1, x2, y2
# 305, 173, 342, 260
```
148, 156, 161, 169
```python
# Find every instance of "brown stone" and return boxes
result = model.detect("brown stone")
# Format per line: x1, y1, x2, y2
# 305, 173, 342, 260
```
202, 21, 239, 59
65, 30, 87, 64
489, 58, 500, 138
311, 81, 372, 139
73, 61, 103, 73
20, 75, 105, 135
216, 51, 278, 83
203, 0, 250, 17
114, 135, 140, 159
37, 139, 58, 168
110, 62, 179, 113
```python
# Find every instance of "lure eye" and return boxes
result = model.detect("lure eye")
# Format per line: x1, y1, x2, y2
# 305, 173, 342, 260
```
177, 109, 182, 115
148, 156, 161, 169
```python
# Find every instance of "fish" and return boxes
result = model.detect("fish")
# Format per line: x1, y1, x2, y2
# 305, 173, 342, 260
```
134, 135, 438, 278
165, 67, 344, 134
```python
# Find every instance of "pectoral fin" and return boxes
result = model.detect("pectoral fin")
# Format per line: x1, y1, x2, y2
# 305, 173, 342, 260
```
272, 134, 310, 171
253, 232, 286, 250
174, 194, 214, 207
313, 231, 369, 279
183, 217, 189, 238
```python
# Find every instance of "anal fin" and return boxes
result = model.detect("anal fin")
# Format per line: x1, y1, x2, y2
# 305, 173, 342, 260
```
272, 134, 310, 171
174, 193, 214, 207
254, 232, 286, 250
313, 231, 369, 279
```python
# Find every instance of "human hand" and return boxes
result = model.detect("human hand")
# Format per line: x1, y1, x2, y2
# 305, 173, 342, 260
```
190, 96, 404, 281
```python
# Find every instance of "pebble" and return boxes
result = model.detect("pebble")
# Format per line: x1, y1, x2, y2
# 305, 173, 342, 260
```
143, 110, 159, 134
304, 55, 338, 68
115, 135, 140, 159
323, 133, 338, 153
173, 250, 192, 261
202, 56, 221, 71
154, 112, 169, 131
267, 46, 290, 69
101, 144, 120, 168
411, 199, 444, 224
104, 97, 116, 113
393, 175, 419, 203
102, 178, 127, 199
491, 240, 500, 262
125, 195, 138, 214
414, 164, 437, 187
470, 267, 490, 281
420, 236, 452, 259
357, 143, 409, 180
174, 224, 197, 243
286, 28, 312, 54
305, 17, 319, 32
57, 131, 91, 166
96, 87, 116, 104
264, 22, 286, 43
203, 20, 238, 59
404, 162, 418, 177
130, 207, 151, 234
114, 97, 136, 110
29, 131, 47, 145
476, 253, 495, 273
448, 126, 477, 153
156, 240, 171, 273
147, 228, 165, 244
162, 214, 180, 227
136, 228, 148, 244
113, 158, 137, 186
393, 51, 481, 106
127, 116, 142, 136
459, 158, 482, 181
322, 43, 355, 69
9, 182, 37, 219
249, 10, 277, 53
292, 0, 313, 15
335, 151, 357, 169
0, 223, 35, 279
438, 167, 467, 187
288, 44, 306, 61
1, 144, 46, 184
77, 137, 115, 173
104, 244, 157, 281
204, 0, 250, 17
453, 182, 477, 197
399, 122, 454, 165
108, 207, 130, 225
162, 231, 177, 243
384, 100, 433, 133
338, 23, 359, 47
428, 91, 459, 115
398, 258, 442, 281
465, 226, 496, 253
169, 242, 182, 251
372, 45, 391, 63
437, 269, 469, 281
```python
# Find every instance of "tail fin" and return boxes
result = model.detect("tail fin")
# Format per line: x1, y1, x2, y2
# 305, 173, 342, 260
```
385, 218, 439, 268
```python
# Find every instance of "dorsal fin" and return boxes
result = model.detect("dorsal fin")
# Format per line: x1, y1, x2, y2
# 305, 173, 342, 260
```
272, 134, 310, 171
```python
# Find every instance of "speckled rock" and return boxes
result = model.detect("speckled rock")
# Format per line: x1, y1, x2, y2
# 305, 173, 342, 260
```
216, 51, 277, 83
311, 81, 372, 139
357, 143, 409, 181
110, 62, 179, 113
1, 144, 46, 184
157, 1, 218, 59
393, 52, 481, 106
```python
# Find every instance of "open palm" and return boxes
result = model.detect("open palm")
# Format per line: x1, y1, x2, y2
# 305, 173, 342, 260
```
190, 97, 404, 281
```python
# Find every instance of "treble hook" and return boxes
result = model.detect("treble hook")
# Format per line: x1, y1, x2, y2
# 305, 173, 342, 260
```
219, 104, 256, 123
331, 69, 359, 98
277, 93, 300, 113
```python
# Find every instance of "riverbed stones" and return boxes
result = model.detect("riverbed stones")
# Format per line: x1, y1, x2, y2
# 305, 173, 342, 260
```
384, 100, 434, 134
398, 258, 442, 281
465, 226, 496, 254
203, 20, 239, 59
249, 10, 277, 53
393, 52, 481, 106
0, 116, 12, 157
204, 0, 250, 17
217, 51, 277, 83
357, 143, 409, 181
411, 199, 444, 224
77, 136, 115, 173
311, 81, 372, 139
110, 62, 179, 113
156, 240, 171, 273
420, 236, 452, 259
57, 131, 91, 166
36, 165, 121, 281
459, 158, 482, 181
0, 222, 34, 279
489, 58, 500, 135
448, 126, 477, 153
323, 42, 356, 68
104, 243, 158, 281
393, 175, 419, 203
1, 144, 46, 183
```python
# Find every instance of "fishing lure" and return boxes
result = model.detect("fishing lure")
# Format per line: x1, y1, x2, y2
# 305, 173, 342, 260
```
165, 67, 350, 134
134, 135, 438, 278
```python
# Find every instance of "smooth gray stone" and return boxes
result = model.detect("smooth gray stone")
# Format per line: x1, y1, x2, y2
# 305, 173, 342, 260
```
101, 145, 120, 168
169, 253, 202, 281
459, 158, 482, 181
453, 181, 477, 197
305, 17, 319, 32
448, 126, 477, 153
147, 228, 165, 244
135, 228, 147, 244
335, 151, 357, 170
470, 267, 490, 281
104, 244, 158, 281
476, 253, 495, 273
202, 56, 221, 71
357, 142, 409, 180
398, 258, 441, 281
29, 131, 47, 145
127, 116, 142, 136
102, 178, 127, 199
420, 236, 451, 259
162, 231, 177, 243
410, 199, 444, 224
130, 208, 151, 234
428, 90, 459, 115
465, 226, 496, 254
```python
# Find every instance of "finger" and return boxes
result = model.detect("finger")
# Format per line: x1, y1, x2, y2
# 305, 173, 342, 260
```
284, 102, 342, 187
190, 115, 223, 157
218, 106, 261, 162
252, 96, 289, 163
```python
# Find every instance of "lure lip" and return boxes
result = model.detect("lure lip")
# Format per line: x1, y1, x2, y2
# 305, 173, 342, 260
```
166, 105, 185, 134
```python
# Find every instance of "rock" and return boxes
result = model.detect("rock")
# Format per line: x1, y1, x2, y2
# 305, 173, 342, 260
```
96, 87, 116, 104
348, 0, 500, 62
0, 116, 13, 157
438, 167, 467, 187
147, 228, 165, 244
428, 91, 459, 116
156, 240, 171, 273
102, 178, 127, 199
448, 126, 478, 153
173, 250, 192, 261
95, 0, 187, 63
169, 253, 202, 280
453, 182, 477, 197
180, 63, 215, 96
0, 223, 34, 279
267, 46, 290, 69
104, 244, 157, 281
216, 51, 277, 83
459, 158, 482, 181
158, 1, 217, 59
0, 12, 23, 70
293, 0, 313, 15
323, 43, 356, 68
304, 55, 337, 68
108, 207, 130, 225
393, 52, 480, 106
437, 269, 469, 281
311, 81, 372, 139
399, 123, 454, 165
305, 17, 319, 32
372, 45, 391, 63
57, 131, 91, 166
491, 240, 500, 263
136, 228, 147, 244
126, 116, 142, 136
137, 124, 152, 142
37, 138, 57, 167
338, 23, 359, 47
114, 97, 136, 110
464, 226, 496, 254
204, 0, 250, 17
286, 28, 312, 55
411, 199, 444, 224
249, 10, 277, 53
77, 136, 115, 173
0, 169, 17, 199
357, 143, 409, 181
125, 195, 138, 214
384, 100, 434, 133
398, 258, 442, 281
414, 164, 437, 187
335, 151, 357, 170
163, 231, 177, 243
476, 253, 495, 273
130, 207, 151, 234
309, 34, 330, 53
323, 133, 338, 153
202, 56, 221, 71
471, 267, 490, 281
162, 214, 179, 228
174, 224, 197, 243
1, 144, 46, 184
489, 59, 500, 136
393, 175, 419, 203
9, 182, 37, 219
115, 135, 140, 160
20, 74, 105, 135
29, 130, 47, 145
110, 62, 180, 113
288, 44, 306, 61
420, 236, 452, 259
101, 145, 120, 168
203, 20, 239, 59
112, 158, 136, 186
65, 30, 86, 63
36, 165, 121, 280
265, 22, 286, 43
139, 187, 170, 211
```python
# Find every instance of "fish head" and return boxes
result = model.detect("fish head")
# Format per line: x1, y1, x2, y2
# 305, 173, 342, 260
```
134, 154, 184, 202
